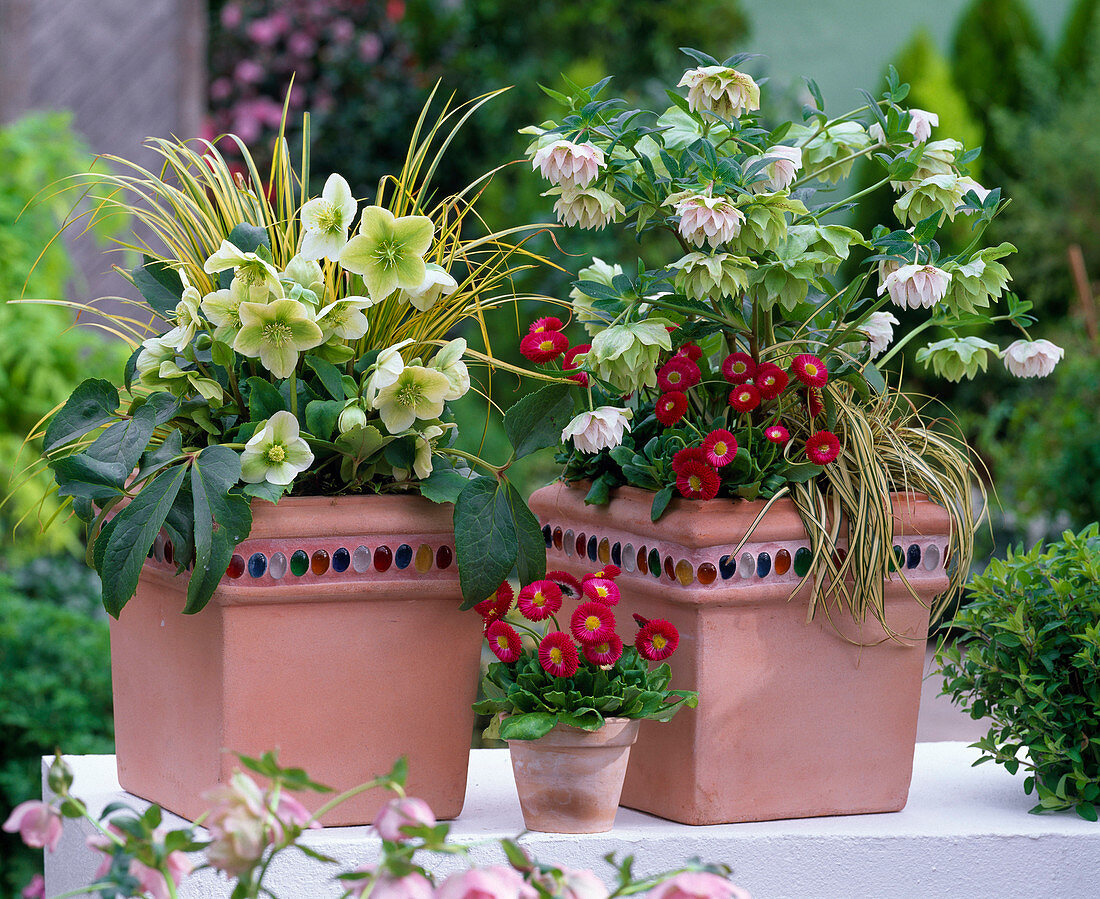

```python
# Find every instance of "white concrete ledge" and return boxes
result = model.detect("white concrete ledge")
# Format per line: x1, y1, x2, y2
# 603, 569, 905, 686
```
44, 745, 1099, 899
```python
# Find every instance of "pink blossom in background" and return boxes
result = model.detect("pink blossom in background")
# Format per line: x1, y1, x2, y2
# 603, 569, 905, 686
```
210, 77, 233, 102
350, 870, 435, 899
231, 110, 262, 145
234, 59, 265, 85
21, 874, 45, 899
359, 33, 383, 63
247, 13, 290, 47
129, 852, 193, 899
220, 2, 242, 28
2, 801, 63, 852
331, 17, 355, 44
436, 867, 538, 899
288, 32, 317, 57
650, 872, 751, 899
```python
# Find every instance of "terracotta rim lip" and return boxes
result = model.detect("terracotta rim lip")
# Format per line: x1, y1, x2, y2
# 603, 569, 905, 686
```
246, 491, 455, 540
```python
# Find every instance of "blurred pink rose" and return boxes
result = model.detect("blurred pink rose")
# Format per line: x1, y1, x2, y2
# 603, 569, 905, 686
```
21, 874, 45, 899
374, 797, 436, 842
3, 801, 63, 852
436, 867, 536, 899
231, 110, 262, 145
650, 872, 752, 899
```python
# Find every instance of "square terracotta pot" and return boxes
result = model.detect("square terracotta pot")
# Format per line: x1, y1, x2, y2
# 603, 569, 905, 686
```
529, 482, 952, 825
110, 494, 482, 826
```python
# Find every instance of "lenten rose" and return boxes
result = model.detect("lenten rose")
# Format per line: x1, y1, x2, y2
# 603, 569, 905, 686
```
1003, 339, 1063, 378
2, 801, 63, 852
878, 263, 951, 310
532, 140, 605, 189
561, 407, 632, 454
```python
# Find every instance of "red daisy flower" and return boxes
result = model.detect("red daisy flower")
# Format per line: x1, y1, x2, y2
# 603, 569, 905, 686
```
582, 577, 621, 606
529, 316, 564, 333
764, 424, 790, 446
806, 387, 824, 418
582, 633, 624, 666
570, 601, 617, 644
702, 429, 738, 467
546, 570, 584, 602
539, 631, 579, 677
791, 354, 829, 388
676, 343, 703, 361
657, 357, 701, 392
562, 343, 591, 386
656, 391, 689, 426
754, 363, 789, 399
583, 564, 621, 580
805, 430, 841, 465
676, 459, 721, 500
721, 352, 756, 384
636, 618, 680, 661
486, 620, 522, 663
671, 445, 706, 474
519, 330, 568, 363
729, 384, 761, 413
517, 579, 563, 621
475, 582, 514, 620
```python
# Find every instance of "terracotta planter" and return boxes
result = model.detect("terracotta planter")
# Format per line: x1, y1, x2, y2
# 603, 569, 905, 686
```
110, 494, 481, 826
529, 481, 952, 825
507, 718, 640, 833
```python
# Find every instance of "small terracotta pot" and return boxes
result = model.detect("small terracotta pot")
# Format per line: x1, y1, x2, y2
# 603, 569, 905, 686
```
506, 717, 640, 833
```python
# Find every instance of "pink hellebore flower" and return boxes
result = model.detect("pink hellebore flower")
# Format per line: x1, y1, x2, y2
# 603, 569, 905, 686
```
436, 866, 537, 899
202, 772, 270, 876
533, 140, 605, 189
561, 406, 632, 455
878, 263, 951, 310
861, 311, 900, 357
3, 801, 63, 852
650, 872, 753, 899
675, 195, 745, 249
21, 874, 45, 899
374, 796, 436, 841
349, 868, 435, 899
1003, 339, 1064, 378
558, 868, 610, 899
756, 145, 802, 192
906, 108, 939, 143
678, 66, 761, 120
129, 852, 194, 899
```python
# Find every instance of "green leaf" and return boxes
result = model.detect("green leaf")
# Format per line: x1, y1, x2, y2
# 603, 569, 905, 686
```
419, 468, 470, 504
650, 485, 674, 521
99, 464, 189, 617
509, 480, 547, 586
503, 383, 575, 460
186, 446, 252, 614
305, 356, 346, 401
136, 429, 184, 482
132, 258, 183, 316
862, 362, 886, 394
44, 379, 120, 452
243, 481, 287, 504
499, 713, 559, 741
305, 399, 342, 441
246, 377, 288, 421
85, 403, 158, 474
585, 473, 615, 506
227, 222, 271, 254
454, 476, 518, 608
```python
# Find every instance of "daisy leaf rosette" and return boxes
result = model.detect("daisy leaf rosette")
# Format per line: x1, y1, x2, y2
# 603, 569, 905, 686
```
339, 206, 434, 302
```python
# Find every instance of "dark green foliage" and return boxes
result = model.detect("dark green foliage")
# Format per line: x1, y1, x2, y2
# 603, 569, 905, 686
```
0, 558, 113, 894
938, 524, 1100, 819
982, 343, 1100, 530
1054, 0, 1100, 83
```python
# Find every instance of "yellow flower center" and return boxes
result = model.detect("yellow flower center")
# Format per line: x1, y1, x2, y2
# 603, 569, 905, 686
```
667, 371, 682, 384
532, 590, 546, 607
549, 647, 563, 664
595, 642, 610, 654
265, 444, 286, 464
495, 635, 509, 650
804, 362, 819, 377
374, 239, 402, 268
689, 475, 703, 491
595, 585, 609, 598
316, 202, 343, 234
539, 339, 555, 352
585, 615, 601, 632
263, 321, 293, 347
396, 382, 422, 407
652, 634, 667, 651
714, 441, 728, 456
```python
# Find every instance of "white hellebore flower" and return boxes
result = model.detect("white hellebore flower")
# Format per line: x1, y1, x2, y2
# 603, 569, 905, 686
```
532, 140, 605, 189
404, 263, 459, 312
240, 411, 315, 486
429, 337, 470, 401
314, 295, 375, 341
413, 425, 446, 480
364, 338, 415, 406
281, 255, 325, 297
674, 194, 745, 248
299, 173, 357, 262
552, 186, 624, 230
561, 406, 633, 455
202, 241, 283, 300
957, 176, 992, 204
1003, 339, 1064, 378
878, 263, 951, 310
906, 108, 939, 143
861, 311, 900, 357
164, 280, 205, 351
678, 66, 760, 120
755, 145, 803, 192
374, 365, 451, 434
